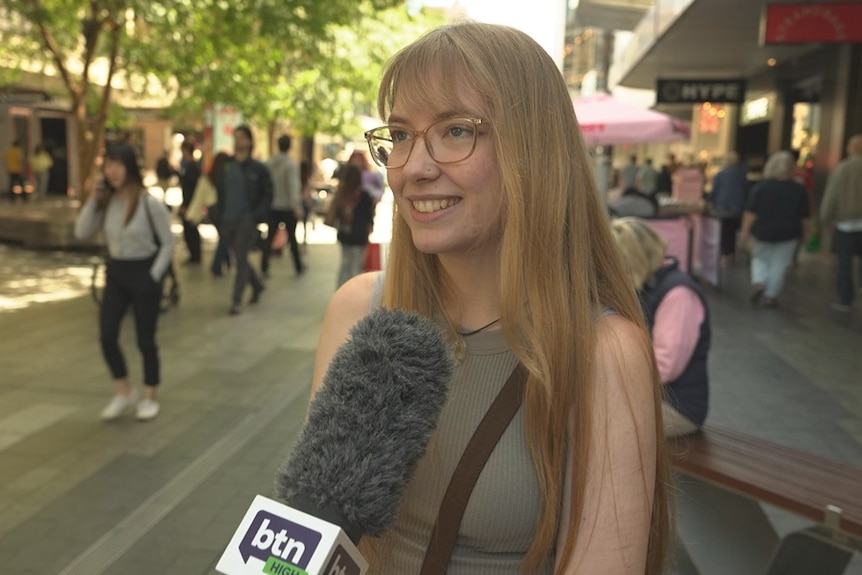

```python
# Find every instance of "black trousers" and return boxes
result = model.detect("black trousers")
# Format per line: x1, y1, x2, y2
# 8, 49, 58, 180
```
222, 216, 264, 305
182, 216, 202, 262
720, 216, 742, 256
834, 229, 862, 306
261, 209, 303, 274
100, 258, 162, 386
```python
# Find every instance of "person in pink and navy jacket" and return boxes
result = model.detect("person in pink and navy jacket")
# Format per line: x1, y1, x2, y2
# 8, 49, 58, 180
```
612, 217, 711, 437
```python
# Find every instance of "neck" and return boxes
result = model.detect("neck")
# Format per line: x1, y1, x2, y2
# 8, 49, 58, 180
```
437, 251, 501, 331
235, 150, 250, 162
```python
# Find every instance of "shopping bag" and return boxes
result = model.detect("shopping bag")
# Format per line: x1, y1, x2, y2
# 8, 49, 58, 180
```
804, 230, 820, 253
271, 227, 287, 255
363, 242, 381, 272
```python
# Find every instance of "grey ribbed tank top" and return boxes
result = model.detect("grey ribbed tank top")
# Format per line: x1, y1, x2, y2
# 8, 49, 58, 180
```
358, 310, 550, 573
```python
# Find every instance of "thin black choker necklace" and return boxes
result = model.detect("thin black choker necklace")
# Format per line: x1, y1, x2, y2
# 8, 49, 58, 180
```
458, 317, 501, 337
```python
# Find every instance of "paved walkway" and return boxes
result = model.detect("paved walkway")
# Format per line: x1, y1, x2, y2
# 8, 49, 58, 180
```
0, 219, 860, 574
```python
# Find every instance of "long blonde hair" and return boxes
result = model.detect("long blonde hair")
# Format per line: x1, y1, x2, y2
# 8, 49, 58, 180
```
377, 22, 671, 574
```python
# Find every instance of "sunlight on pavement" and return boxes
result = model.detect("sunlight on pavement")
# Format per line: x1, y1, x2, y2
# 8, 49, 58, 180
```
0, 245, 100, 311
0, 191, 395, 313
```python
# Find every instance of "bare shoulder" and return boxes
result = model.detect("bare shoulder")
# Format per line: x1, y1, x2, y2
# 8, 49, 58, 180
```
595, 314, 652, 366
592, 313, 655, 404
321, 271, 382, 338
310, 272, 383, 399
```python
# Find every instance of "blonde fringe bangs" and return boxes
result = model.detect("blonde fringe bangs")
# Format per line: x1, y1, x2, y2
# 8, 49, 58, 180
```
377, 27, 492, 122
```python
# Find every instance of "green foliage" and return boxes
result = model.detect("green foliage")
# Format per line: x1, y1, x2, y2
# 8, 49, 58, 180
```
184, 4, 447, 138
0, 0, 444, 158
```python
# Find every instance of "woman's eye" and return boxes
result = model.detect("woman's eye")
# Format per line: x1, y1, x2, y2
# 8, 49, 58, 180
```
390, 129, 411, 143
445, 124, 473, 138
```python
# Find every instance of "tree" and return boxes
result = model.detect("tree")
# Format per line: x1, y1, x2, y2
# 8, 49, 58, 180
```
166, 4, 446, 166
0, 0, 407, 197
275, 6, 450, 138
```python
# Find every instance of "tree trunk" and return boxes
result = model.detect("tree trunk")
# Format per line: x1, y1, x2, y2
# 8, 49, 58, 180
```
74, 97, 96, 202
302, 135, 315, 166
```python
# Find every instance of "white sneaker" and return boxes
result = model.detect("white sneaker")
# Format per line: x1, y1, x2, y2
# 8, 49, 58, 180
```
136, 398, 160, 421
101, 392, 138, 420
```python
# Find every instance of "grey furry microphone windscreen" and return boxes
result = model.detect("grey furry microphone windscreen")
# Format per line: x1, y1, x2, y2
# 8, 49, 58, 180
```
274, 308, 454, 543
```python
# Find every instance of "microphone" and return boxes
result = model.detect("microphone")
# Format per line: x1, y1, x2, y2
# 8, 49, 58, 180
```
217, 308, 454, 575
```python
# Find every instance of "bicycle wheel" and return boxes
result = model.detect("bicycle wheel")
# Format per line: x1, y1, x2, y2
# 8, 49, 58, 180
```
159, 266, 180, 313
91, 261, 106, 305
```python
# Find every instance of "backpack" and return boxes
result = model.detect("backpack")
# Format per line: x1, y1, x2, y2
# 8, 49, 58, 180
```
156, 157, 172, 180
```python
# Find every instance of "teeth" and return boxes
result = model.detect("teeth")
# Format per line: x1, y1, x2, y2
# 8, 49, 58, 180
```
412, 198, 458, 213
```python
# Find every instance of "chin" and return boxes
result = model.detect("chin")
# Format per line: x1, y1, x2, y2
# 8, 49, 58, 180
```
409, 233, 469, 257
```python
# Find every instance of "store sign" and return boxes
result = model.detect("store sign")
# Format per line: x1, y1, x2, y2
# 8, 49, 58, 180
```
0, 89, 50, 104
761, 3, 862, 44
741, 96, 773, 125
656, 79, 746, 104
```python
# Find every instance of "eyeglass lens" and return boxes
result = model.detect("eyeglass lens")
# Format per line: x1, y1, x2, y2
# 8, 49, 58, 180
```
367, 118, 479, 168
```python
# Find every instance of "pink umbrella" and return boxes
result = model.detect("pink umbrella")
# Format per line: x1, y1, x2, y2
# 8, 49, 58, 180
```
573, 93, 691, 146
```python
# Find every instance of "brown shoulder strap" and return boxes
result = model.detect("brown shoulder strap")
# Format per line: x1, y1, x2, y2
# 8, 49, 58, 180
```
420, 363, 528, 575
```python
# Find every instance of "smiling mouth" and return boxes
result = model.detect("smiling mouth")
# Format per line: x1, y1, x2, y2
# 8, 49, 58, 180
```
412, 198, 460, 213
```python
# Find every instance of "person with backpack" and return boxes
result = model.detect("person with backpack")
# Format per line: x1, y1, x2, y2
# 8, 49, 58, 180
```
74, 143, 174, 421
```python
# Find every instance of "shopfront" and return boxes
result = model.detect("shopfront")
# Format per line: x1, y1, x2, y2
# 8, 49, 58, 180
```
0, 87, 77, 199
609, 0, 862, 216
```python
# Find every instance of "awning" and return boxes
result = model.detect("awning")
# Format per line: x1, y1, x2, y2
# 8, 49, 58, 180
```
574, 92, 690, 145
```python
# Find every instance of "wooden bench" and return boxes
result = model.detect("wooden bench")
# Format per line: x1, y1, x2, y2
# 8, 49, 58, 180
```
667, 425, 862, 575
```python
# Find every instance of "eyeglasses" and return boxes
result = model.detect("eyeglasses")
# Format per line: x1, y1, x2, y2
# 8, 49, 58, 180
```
364, 117, 485, 169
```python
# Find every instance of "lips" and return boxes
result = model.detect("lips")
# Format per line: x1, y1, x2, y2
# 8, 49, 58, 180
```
411, 198, 460, 213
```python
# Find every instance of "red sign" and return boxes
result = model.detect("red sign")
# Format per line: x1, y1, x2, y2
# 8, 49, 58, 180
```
761, 3, 862, 44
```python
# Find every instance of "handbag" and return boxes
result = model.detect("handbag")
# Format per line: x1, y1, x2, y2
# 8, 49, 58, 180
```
323, 200, 340, 229
419, 363, 528, 574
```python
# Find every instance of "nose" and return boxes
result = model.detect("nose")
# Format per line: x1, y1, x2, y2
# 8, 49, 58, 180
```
399, 135, 437, 178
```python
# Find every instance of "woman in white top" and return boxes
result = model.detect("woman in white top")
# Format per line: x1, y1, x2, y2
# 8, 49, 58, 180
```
75, 143, 174, 421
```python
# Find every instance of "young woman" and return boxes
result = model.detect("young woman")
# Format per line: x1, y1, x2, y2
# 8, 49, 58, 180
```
348, 149, 386, 203
75, 143, 174, 421
612, 217, 711, 438
326, 163, 375, 288
309, 22, 671, 575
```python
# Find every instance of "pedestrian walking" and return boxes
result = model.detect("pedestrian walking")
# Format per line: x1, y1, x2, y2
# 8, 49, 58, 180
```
31, 143, 53, 201
325, 163, 374, 288
710, 151, 750, 264
262, 135, 304, 277
210, 125, 272, 315
5, 139, 24, 201
178, 140, 202, 264
741, 151, 809, 307
820, 133, 862, 312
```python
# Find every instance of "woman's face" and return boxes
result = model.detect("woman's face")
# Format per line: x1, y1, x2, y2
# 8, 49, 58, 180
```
386, 89, 504, 260
102, 158, 128, 190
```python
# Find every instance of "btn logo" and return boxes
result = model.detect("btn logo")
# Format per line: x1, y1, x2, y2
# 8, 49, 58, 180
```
239, 510, 322, 574
322, 546, 361, 575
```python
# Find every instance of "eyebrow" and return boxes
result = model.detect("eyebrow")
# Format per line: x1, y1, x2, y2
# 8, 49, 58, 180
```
387, 109, 477, 125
